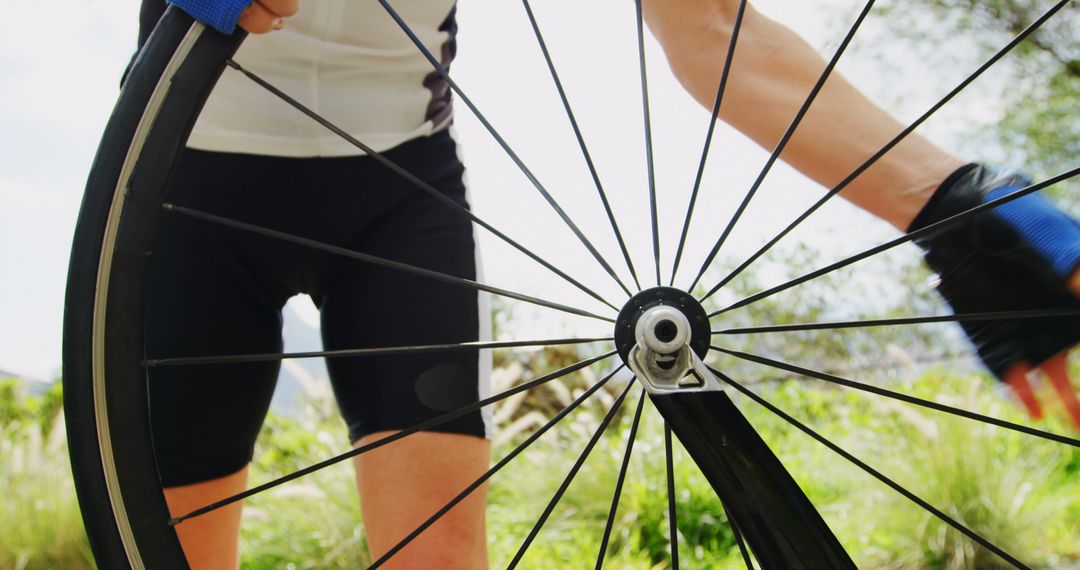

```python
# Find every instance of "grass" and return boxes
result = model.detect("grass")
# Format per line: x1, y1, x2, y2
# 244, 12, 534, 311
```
0, 381, 94, 569
486, 387, 745, 569
240, 396, 371, 568
3, 365, 1079, 568
736, 368, 1080, 569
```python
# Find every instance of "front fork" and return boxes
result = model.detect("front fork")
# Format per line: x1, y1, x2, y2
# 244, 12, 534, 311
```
619, 288, 855, 569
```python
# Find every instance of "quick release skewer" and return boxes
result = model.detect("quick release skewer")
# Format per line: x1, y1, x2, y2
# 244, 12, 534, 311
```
615, 287, 720, 393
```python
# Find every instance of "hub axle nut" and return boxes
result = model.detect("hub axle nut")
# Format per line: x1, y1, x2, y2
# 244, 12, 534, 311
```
635, 305, 691, 355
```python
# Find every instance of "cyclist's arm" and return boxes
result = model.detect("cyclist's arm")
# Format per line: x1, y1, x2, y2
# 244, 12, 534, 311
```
645, 0, 1080, 428
168, 0, 298, 34
642, 0, 963, 231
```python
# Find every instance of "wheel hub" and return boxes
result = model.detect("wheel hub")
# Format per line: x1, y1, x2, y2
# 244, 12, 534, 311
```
614, 287, 710, 367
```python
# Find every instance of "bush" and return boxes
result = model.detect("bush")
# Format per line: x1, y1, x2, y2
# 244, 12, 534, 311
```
0, 379, 94, 569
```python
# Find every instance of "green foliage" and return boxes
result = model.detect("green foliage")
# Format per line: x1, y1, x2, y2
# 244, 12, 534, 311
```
5, 365, 1080, 568
998, 66, 1080, 194
0, 378, 95, 570
610, 412, 744, 567
485, 388, 745, 569
736, 368, 1080, 568
241, 400, 370, 569
874, 0, 1080, 200
703, 245, 953, 384
0, 378, 64, 438
488, 364, 1080, 569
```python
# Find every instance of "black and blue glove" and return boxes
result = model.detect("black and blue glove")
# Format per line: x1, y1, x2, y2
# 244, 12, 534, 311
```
910, 164, 1080, 424
170, 0, 253, 34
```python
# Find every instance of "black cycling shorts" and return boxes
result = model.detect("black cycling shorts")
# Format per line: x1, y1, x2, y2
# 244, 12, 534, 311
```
145, 131, 490, 487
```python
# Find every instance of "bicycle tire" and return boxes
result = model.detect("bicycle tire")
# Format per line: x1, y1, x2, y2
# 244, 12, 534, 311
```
63, 10, 244, 568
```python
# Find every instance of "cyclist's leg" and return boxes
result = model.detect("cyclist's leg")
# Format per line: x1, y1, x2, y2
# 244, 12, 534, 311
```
314, 131, 491, 568
146, 148, 309, 568
161, 468, 249, 570
352, 432, 490, 569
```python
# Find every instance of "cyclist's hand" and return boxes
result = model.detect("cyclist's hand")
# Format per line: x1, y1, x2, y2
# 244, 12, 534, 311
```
910, 165, 1080, 428
1001, 275, 1080, 428
169, 0, 298, 34
238, 0, 299, 33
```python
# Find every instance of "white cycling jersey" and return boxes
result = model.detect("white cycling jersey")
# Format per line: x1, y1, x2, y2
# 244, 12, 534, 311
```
188, 0, 458, 157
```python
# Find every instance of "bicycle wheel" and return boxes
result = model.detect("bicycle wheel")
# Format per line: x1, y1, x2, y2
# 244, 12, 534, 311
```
63, 11, 246, 567
63, 3, 1079, 569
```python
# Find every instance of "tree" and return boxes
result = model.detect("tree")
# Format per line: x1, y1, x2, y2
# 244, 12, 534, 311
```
876, 0, 1079, 200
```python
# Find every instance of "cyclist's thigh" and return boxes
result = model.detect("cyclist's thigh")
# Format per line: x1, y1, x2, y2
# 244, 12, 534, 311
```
316, 131, 490, 443
146, 148, 304, 487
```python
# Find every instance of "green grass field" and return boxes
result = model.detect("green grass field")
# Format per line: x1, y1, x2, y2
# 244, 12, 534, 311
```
4, 363, 1078, 569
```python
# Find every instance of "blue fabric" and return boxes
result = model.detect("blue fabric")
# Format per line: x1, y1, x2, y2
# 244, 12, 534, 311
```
987, 184, 1080, 280
169, 0, 251, 34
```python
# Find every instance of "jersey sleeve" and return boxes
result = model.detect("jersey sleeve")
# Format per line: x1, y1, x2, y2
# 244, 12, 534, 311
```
168, 0, 251, 34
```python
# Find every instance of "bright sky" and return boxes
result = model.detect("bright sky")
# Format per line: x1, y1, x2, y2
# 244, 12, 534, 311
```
0, 0, 990, 379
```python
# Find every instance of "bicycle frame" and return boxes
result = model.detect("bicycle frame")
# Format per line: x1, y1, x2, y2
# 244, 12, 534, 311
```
653, 390, 855, 568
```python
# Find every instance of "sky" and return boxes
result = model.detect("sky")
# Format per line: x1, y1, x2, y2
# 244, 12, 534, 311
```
0, 0, 993, 380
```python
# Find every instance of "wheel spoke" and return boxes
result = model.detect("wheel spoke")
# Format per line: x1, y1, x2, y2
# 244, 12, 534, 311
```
701, 0, 1073, 299
224, 59, 618, 312
634, 0, 661, 287
722, 502, 755, 569
521, 0, 641, 291
507, 379, 637, 569
163, 203, 615, 323
144, 337, 613, 367
713, 346, 1080, 448
668, 0, 748, 287
709, 167, 1080, 317
688, 0, 877, 294
664, 421, 681, 570
369, 364, 626, 569
168, 352, 616, 525
713, 366, 1032, 569
595, 389, 647, 570
711, 309, 1080, 335
378, 0, 634, 297
747, 350, 979, 383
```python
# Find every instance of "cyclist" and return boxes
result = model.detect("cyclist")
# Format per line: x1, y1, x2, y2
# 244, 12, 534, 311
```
141, 1, 489, 569
141, 0, 1080, 569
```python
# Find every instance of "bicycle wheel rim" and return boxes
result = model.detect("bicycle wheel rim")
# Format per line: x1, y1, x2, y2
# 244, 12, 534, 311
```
63, 9, 243, 568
